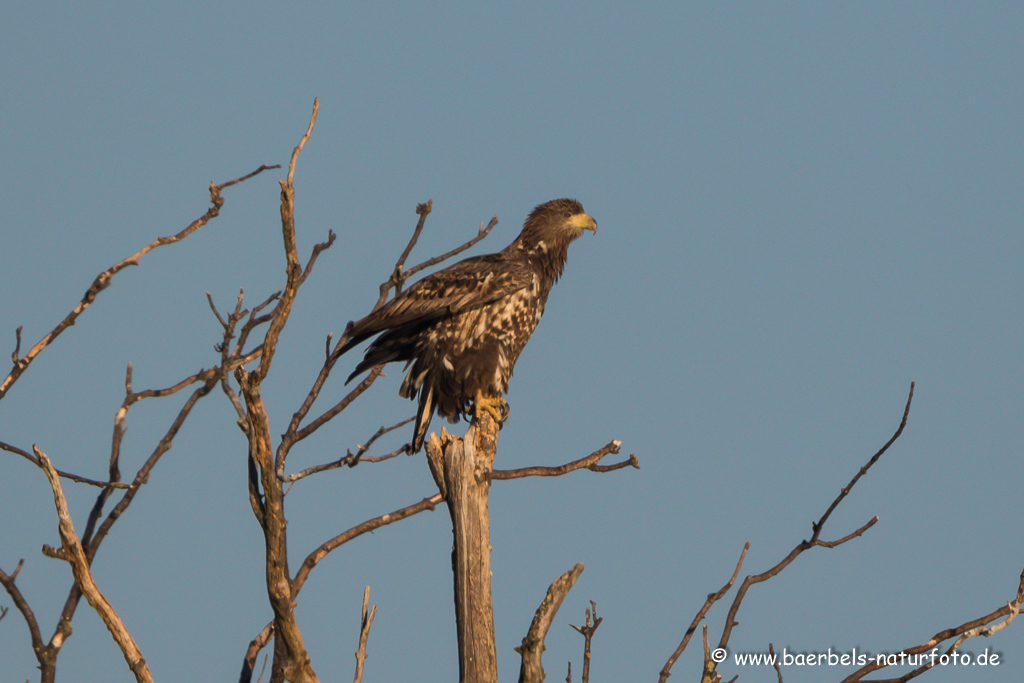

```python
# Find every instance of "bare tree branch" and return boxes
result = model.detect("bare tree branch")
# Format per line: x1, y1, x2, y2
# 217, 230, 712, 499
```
705, 383, 915, 682
235, 291, 282, 358
89, 374, 222, 554
297, 230, 338, 289
237, 493, 444, 677
0, 163, 277, 401
237, 97, 322, 683
239, 623, 275, 683
812, 382, 914, 541
220, 164, 283, 191
10, 341, 235, 681
286, 101, 317, 186
375, 200, 433, 307
516, 563, 585, 683
701, 625, 719, 683
493, 440, 638, 480
289, 367, 385, 452
3, 163, 273, 682
839, 566, 1024, 683
352, 586, 377, 683
0, 440, 129, 489
569, 601, 602, 683
35, 448, 154, 683
0, 559, 46, 668
280, 417, 414, 483
769, 643, 783, 683
403, 214, 499, 283
292, 493, 443, 595
10, 325, 22, 363
659, 542, 749, 682
208, 290, 260, 427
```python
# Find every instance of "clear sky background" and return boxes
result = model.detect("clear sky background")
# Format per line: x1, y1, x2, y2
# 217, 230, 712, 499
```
2, 3, 1022, 682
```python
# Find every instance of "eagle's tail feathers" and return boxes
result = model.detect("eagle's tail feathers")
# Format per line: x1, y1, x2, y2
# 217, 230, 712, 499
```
411, 384, 435, 453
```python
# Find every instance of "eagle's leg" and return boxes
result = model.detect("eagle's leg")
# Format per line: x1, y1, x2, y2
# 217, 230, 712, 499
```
472, 390, 510, 424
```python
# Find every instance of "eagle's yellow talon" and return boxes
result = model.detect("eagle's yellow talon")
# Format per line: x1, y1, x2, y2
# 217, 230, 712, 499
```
473, 392, 509, 424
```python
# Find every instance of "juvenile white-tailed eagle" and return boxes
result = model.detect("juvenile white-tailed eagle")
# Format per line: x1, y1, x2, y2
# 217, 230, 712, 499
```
339, 198, 596, 452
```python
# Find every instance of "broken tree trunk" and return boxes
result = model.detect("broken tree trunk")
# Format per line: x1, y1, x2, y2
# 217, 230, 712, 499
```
426, 413, 500, 683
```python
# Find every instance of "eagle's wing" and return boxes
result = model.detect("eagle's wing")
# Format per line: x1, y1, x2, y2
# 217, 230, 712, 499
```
338, 254, 533, 357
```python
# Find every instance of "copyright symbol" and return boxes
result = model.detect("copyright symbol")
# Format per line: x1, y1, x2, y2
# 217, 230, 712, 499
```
711, 648, 727, 663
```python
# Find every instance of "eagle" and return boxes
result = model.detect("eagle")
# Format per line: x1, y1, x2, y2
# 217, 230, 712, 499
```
338, 198, 597, 452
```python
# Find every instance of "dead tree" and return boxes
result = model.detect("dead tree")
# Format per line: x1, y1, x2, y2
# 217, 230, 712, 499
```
3, 102, 1018, 683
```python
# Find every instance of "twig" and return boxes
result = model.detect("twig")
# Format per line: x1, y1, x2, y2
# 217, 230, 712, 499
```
0, 559, 45, 662
235, 291, 281, 357
219, 164, 282, 191
255, 655, 269, 683
209, 291, 257, 427
570, 601, 602, 683
280, 418, 414, 483
516, 564, 585, 683
35, 447, 154, 683
812, 381, 914, 540
769, 643, 783, 683
403, 214, 499, 283
659, 543, 749, 682
493, 440, 638, 480
254, 98, 318, 383
11, 325, 22, 363
0, 441, 129, 489
375, 200, 433, 308
286, 99, 317, 186
353, 586, 377, 683
280, 445, 409, 482
297, 230, 337, 289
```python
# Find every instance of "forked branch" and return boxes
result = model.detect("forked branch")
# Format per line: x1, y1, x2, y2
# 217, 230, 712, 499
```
712, 383, 916, 672
1, 163, 277, 401
493, 440, 638, 480
569, 601, 602, 683
35, 448, 153, 683
658, 543, 749, 682
353, 586, 377, 683
280, 416, 414, 483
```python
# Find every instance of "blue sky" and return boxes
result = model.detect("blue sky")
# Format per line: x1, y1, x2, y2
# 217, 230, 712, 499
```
2, 3, 1022, 682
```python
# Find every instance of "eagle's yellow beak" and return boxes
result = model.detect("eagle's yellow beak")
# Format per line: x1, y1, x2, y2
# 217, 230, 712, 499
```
570, 213, 598, 233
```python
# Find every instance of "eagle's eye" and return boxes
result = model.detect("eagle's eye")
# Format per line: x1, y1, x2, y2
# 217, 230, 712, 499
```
563, 212, 572, 218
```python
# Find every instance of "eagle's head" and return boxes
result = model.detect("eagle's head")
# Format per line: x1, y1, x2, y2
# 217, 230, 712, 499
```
509, 198, 596, 281
516, 198, 597, 252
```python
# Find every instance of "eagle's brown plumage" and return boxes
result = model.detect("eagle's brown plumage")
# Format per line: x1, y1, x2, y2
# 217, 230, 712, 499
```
338, 198, 597, 452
